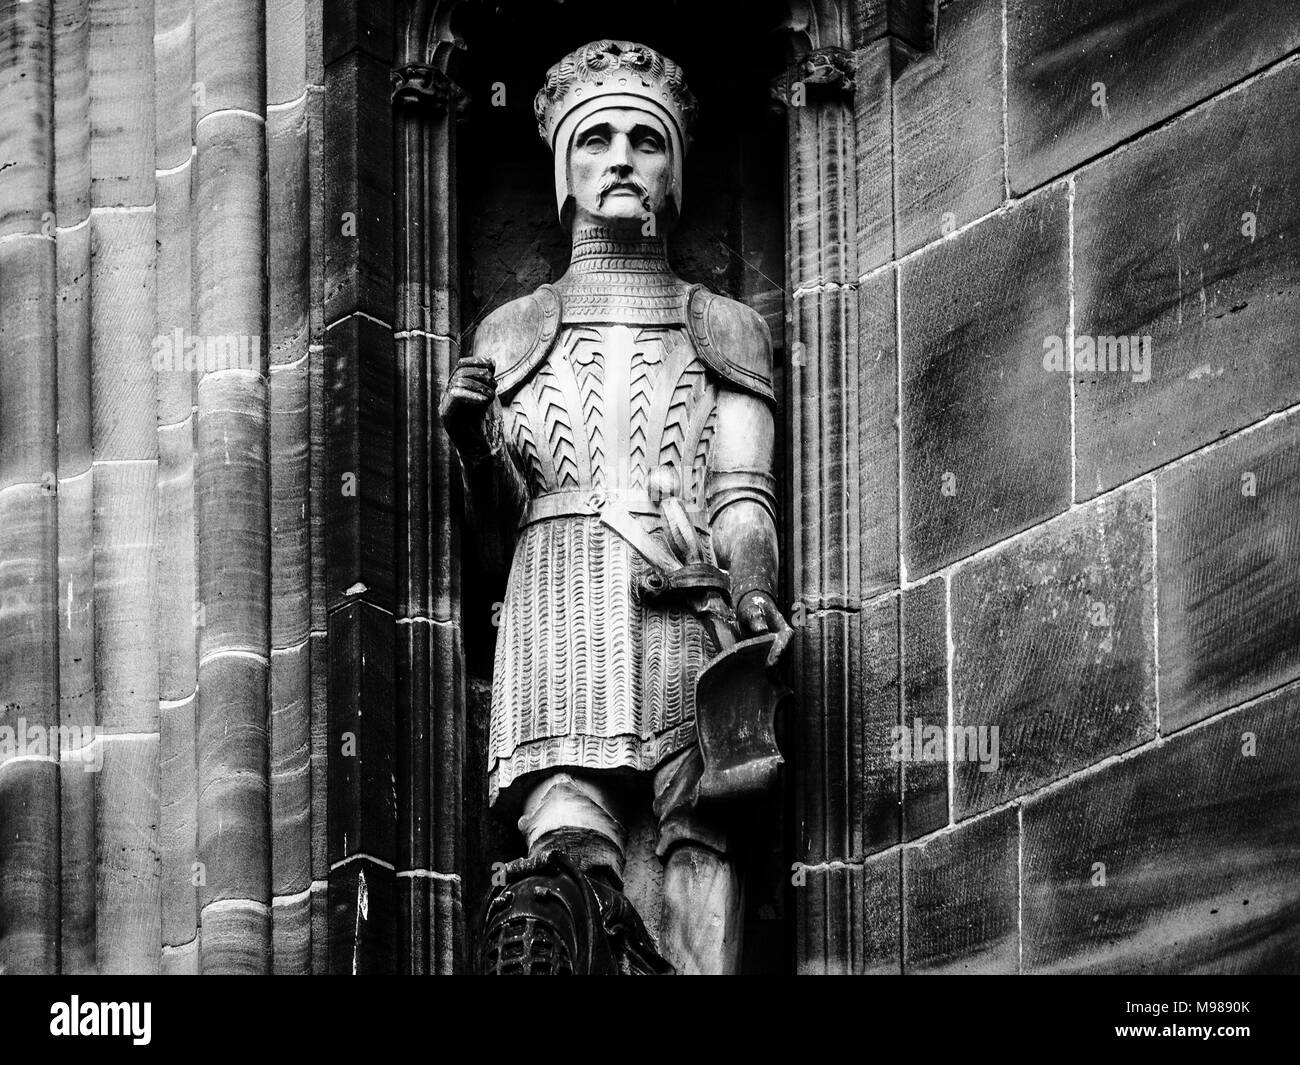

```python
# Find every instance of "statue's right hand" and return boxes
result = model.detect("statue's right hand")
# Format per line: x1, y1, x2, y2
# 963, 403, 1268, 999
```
440, 355, 498, 455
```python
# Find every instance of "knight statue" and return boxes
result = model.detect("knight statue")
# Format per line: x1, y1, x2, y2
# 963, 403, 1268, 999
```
440, 39, 791, 975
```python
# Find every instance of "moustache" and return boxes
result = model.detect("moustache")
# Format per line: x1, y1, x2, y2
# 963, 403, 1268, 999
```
597, 173, 651, 205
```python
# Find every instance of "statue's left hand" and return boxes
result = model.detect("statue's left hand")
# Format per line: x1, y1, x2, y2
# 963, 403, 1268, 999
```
736, 590, 793, 670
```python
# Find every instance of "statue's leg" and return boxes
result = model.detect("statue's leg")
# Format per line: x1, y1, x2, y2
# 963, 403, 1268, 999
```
475, 772, 630, 974
516, 770, 628, 884
488, 770, 671, 974
653, 749, 744, 975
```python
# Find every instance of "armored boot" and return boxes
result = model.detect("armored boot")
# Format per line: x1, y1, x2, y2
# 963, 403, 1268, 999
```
476, 848, 673, 975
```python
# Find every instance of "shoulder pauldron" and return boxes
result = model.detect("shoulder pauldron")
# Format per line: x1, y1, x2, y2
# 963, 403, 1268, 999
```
685, 285, 776, 403
472, 284, 561, 399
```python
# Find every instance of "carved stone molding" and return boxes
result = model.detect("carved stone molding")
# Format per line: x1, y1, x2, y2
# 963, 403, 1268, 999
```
771, 46, 856, 105
390, 62, 468, 113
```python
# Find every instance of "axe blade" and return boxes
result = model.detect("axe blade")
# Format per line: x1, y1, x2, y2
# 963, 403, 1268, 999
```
695, 633, 789, 802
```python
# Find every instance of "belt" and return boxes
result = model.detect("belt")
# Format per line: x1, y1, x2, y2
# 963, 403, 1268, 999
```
518, 488, 728, 607
520, 488, 709, 533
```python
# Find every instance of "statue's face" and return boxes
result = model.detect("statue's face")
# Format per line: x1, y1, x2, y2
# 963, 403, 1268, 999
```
566, 107, 672, 226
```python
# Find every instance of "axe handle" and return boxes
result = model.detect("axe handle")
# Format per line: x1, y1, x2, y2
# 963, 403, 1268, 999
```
696, 591, 738, 653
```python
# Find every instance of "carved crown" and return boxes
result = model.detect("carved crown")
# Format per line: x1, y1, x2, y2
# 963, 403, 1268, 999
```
534, 40, 699, 150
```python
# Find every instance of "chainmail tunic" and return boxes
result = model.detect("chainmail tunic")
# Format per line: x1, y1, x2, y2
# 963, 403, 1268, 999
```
489, 232, 725, 807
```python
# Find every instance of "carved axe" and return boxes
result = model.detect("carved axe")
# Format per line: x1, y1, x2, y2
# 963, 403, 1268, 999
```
694, 632, 789, 803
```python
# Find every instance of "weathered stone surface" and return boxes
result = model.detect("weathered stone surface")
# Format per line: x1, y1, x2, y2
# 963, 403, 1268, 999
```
269, 360, 311, 648
1073, 60, 1300, 496
91, 211, 158, 461
329, 858, 396, 974
328, 601, 396, 865
272, 889, 311, 975
0, 0, 53, 240
795, 851, 900, 974
397, 873, 464, 976
1007, 0, 1300, 193
89, 0, 155, 208
853, 37, 894, 272
786, 99, 856, 290
793, 601, 899, 864
323, 51, 394, 326
850, 0, 890, 45
394, 330, 435, 622
901, 578, 947, 839
0, 486, 59, 730
154, 0, 193, 171
57, 469, 95, 732
93, 460, 160, 733
325, 314, 395, 612
95, 735, 161, 974
396, 619, 464, 878
789, 288, 862, 608
1158, 414, 1300, 732
160, 692, 198, 949
306, 0, 324, 87
266, 0, 308, 106
53, 0, 90, 226
195, 372, 269, 658
58, 475, 97, 973
271, 641, 312, 896
57, 222, 93, 474
1023, 683, 1300, 974
268, 97, 312, 367
155, 167, 195, 429
310, 632, 329, 883
196, 654, 270, 908
900, 188, 1070, 577
893, 0, 1003, 257
194, 111, 267, 345
156, 419, 197, 701
311, 880, 329, 974
904, 806, 1018, 972
198, 899, 270, 974
194, 0, 264, 121
323, 0, 395, 66
59, 759, 96, 973
951, 483, 1155, 815
427, 874, 464, 975
1, 239, 58, 488
857, 268, 898, 598
0, 760, 60, 974
851, 0, 934, 50
161, 937, 198, 975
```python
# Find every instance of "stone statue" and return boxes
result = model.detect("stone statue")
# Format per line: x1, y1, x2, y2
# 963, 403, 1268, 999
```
441, 39, 791, 975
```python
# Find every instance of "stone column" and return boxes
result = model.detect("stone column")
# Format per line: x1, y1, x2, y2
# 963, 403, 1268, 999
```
0, 0, 60, 975
774, 46, 901, 974
391, 60, 466, 975
192, 0, 272, 974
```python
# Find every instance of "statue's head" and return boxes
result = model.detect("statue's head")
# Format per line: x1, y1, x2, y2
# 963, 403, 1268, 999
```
535, 40, 698, 233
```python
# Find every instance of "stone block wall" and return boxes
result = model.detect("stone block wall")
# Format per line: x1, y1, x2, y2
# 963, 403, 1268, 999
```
795, 0, 1300, 973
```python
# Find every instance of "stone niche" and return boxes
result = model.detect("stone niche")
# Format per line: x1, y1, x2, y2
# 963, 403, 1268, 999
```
450, 0, 793, 973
